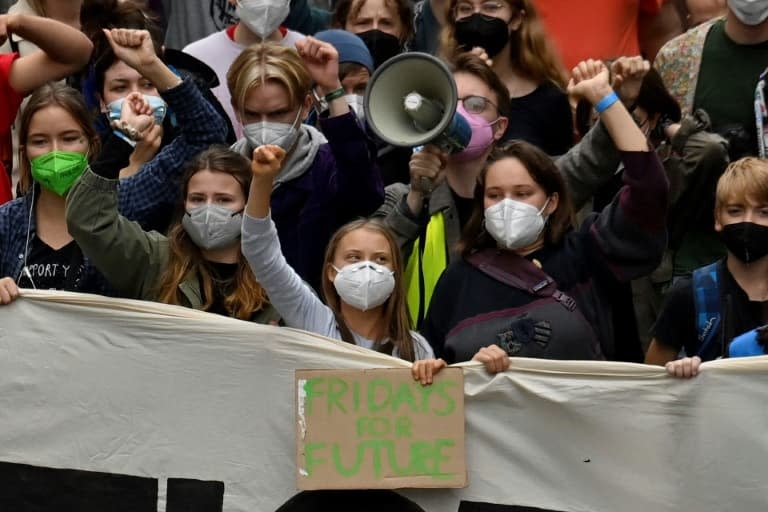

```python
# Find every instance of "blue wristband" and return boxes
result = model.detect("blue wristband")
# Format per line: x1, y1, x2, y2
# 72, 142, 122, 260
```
595, 91, 619, 114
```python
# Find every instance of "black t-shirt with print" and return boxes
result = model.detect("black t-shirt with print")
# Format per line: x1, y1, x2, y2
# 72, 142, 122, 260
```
16, 237, 84, 291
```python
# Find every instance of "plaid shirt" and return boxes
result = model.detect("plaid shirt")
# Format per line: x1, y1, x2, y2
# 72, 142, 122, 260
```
0, 78, 227, 293
117, 78, 228, 232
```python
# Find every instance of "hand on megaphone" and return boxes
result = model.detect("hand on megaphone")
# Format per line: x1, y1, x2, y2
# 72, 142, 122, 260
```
406, 145, 448, 214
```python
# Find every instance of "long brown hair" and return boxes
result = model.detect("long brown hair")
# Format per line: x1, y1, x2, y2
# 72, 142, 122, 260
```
459, 140, 575, 256
17, 83, 100, 195
321, 219, 416, 362
155, 147, 270, 319
441, 0, 567, 88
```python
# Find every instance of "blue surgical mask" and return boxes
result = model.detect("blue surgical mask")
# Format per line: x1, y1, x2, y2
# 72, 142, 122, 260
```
107, 95, 168, 126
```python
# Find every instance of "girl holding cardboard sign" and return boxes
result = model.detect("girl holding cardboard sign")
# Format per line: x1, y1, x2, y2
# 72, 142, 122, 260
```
242, 143, 435, 374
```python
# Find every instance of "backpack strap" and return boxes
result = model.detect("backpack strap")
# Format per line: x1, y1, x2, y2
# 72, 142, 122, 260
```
466, 249, 577, 312
692, 261, 722, 357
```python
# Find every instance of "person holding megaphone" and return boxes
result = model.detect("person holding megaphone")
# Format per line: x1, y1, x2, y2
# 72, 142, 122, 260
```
374, 53, 628, 334
411, 59, 668, 380
441, 0, 573, 156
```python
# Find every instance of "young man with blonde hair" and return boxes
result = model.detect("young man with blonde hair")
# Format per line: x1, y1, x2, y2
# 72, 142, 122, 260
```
647, 157, 768, 377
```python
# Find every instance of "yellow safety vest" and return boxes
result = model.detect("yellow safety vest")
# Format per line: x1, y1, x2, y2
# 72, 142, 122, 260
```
405, 211, 448, 327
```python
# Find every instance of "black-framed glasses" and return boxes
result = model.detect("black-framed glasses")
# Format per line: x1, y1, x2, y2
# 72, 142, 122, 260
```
459, 95, 498, 115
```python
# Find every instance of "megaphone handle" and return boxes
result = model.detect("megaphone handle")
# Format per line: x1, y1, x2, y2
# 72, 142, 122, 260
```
414, 195, 431, 329
412, 145, 435, 196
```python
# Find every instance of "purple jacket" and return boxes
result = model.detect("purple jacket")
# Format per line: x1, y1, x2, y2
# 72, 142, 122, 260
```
267, 112, 383, 292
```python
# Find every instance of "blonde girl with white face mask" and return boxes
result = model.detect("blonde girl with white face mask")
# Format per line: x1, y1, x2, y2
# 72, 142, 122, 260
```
241, 144, 435, 377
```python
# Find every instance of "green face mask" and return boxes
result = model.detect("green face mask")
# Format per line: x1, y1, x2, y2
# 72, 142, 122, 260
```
29, 151, 88, 196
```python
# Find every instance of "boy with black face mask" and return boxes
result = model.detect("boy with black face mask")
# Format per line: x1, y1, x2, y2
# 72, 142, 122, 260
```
647, 157, 768, 377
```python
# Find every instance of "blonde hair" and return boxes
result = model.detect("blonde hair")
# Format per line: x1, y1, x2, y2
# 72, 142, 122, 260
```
321, 220, 416, 362
715, 157, 768, 214
441, 0, 567, 88
226, 43, 312, 115
155, 147, 270, 320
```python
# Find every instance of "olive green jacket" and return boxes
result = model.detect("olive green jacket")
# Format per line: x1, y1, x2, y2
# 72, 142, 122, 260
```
66, 169, 280, 324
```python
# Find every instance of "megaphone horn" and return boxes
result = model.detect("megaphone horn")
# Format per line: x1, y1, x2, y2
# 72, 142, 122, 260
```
364, 52, 471, 153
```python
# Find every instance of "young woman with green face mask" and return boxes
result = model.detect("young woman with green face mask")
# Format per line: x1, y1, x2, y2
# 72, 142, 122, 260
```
0, 81, 100, 303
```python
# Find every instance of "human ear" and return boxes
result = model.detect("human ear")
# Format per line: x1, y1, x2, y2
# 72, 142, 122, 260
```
301, 93, 313, 122
493, 116, 509, 139
545, 192, 559, 216
509, 9, 525, 31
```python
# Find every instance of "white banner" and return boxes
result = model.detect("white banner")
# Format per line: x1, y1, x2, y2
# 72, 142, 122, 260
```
0, 290, 766, 511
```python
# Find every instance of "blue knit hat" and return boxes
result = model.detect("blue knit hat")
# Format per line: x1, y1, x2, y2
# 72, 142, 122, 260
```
314, 29, 374, 75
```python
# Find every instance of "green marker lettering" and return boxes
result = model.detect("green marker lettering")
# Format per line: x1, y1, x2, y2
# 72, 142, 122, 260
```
327, 377, 348, 414
384, 440, 411, 477
303, 378, 325, 417
356, 416, 391, 437
352, 380, 360, 413
431, 438, 455, 478
391, 382, 419, 414
332, 441, 363, 477
367, 378, 392, 414
394, 415, 412, 438
303, 442, 327, 476
432, 380, 457, 416
408, 441, 431, 475
413, 380, 436, 413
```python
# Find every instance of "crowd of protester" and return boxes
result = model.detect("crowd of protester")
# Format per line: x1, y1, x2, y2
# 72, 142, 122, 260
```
0, 0, 766, 393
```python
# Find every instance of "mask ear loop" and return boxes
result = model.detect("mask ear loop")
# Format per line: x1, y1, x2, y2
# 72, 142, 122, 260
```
17, 185, 37, 289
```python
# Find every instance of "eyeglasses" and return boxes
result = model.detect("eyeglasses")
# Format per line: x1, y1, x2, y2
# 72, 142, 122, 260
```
459, 95, 498, 115
455, 1, 506, 18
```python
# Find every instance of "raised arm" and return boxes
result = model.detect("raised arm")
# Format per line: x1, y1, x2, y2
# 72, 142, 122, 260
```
557, 57, 651, 209
567, 59, 650, 153
569, 60, 669, 281
102, 29, 228, 229
243, 145, 338, 334
296, 37, 384, 218
2, 13, 94, 94
66, 94, 168, 299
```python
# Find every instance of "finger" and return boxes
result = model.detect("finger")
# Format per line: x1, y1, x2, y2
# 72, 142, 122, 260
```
0, 285, 11, 305
415, 364, 428, 386
7, 281, 19, 301
411, 362, 420, 381
425, 363, 434, 385
691, 356, 701, 376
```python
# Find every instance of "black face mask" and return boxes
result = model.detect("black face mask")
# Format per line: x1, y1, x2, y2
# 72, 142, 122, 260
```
721, 222, 768, 263
454, 13, 510, 58
356, 30, 402, 69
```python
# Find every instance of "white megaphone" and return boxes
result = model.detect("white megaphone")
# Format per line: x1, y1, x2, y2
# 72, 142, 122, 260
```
364, 52, 471, 154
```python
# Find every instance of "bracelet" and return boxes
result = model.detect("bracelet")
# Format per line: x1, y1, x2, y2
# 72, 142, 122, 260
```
595, 91, 620, 114
323, 87, 345, 103
110, 120, 143, 141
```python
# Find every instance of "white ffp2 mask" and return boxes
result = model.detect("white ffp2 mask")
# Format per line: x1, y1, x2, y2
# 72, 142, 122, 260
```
332, 261, 395, 311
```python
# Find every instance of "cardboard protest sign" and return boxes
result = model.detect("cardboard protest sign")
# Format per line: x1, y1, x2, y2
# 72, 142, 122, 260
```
295, 368, 466, 490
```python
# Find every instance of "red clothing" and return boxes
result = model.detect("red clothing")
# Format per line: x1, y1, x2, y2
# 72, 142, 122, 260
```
0, 53, 22, 205
536, 0, 663, 71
